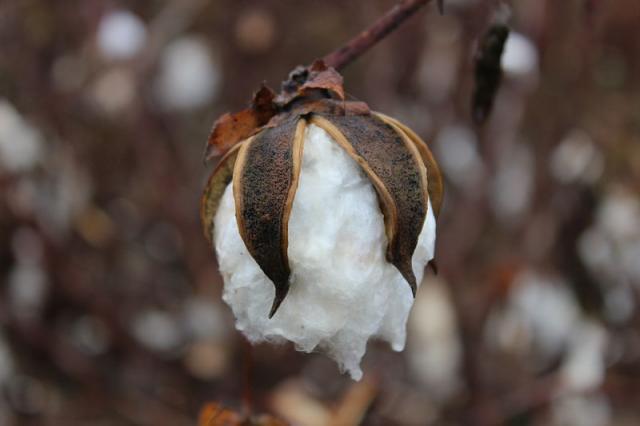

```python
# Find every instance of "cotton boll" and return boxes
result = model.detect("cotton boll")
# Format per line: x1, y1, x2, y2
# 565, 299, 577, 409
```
155, 37, 220, 110
552, 394, 611, 426
560, 320, 607, 392
214, 124, 437, 380
97, 10, 146, 60
435, 124, 484, 190
491, 142, 534, 222
91, 68, 137, 114
550, 129, 604, 184
0, 100, 43, 173
131, 309, 182, 354
407, 277, 461, 400
502, 32, 538, 78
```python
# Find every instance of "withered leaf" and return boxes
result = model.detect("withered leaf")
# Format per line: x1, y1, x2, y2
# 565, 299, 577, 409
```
299, 59, 345, 100
204, 86, 277, 162
472, 24, 509, 125
275, 60, 345, 106
199, 403, 287, 426
311, 114, 428, 296
200, 141, 245, 244
374, 112, 444, 217
199, 403, 243, 426
233, 117, 306, 317
252, 84, 278, 115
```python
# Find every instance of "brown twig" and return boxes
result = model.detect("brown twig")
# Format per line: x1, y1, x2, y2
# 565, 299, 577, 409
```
322, 0, 432, 71
241, 336, 254, 418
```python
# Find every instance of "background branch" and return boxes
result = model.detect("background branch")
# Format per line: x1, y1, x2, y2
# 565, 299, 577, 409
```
323, 0, 432, 70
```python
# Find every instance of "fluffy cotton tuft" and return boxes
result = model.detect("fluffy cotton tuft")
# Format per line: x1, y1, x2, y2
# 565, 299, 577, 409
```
214, 124, 436, 380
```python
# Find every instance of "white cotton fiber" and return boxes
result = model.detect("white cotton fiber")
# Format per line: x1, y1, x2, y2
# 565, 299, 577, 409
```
214, 124, 437, 380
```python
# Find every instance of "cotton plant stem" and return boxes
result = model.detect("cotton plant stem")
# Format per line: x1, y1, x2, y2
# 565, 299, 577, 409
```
323, 0, 433, 71
241, 336, 253, 417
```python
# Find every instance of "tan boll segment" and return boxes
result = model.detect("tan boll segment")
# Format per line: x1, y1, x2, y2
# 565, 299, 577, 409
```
310, 114, 428, 296
232, 117, 307, 317
373, 112, 444, 217
200, 141, 245, 245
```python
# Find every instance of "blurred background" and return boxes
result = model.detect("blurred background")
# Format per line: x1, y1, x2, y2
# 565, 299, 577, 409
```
1, 0, 639, 424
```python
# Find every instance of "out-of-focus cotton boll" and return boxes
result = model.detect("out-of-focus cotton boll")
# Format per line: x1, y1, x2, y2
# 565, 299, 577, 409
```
502, 32, 539, 84
585, 188, 640, 288
603, 284, 635, 323
486, 271, 579, 360
7, 263, 47, 320
97, 10, 147, 60
578, 227, 613, 273
578, 186, 640, 318
0, 100, 43, 173
9, 228, 48, 320
407, 277, 461, 400
491, 142, 534, 222
561, 320, 607, 392
550, 129, 604, 184
132, 309, 182, 355
436, 125, 484, 190
597, 188, 640, 241
552, 394, 611, 426
37, 148, 91, 237
510, 273, 579, 357
155, 37, 220, 110
214, 124, 437, 380
182, 298, 226, 340
91, 68, 137, 114
97, 10, 146, 60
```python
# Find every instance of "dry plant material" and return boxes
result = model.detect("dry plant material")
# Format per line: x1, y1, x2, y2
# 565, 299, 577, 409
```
198, 403, 286, 426
472, 24, 510, 125
331, 376, 380, 425
201, 60, 443, 317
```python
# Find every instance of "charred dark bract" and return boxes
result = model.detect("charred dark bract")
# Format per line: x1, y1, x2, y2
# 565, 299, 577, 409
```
472, 24, 510, 125
201, 60, 443, 317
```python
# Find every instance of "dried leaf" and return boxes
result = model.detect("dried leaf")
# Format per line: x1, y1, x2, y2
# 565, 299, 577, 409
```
233, 117, 306, 317
198, 403, 288, 426
472, 24, 510, 125
199, 403, 243, 426
252, 84, 278, 116
299, 59, 345, 100
275, 60, 345, 106
204, 86, 277, 161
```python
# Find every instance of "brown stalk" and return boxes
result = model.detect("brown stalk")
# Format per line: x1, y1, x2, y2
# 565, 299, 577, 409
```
323, 0, 433, 71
